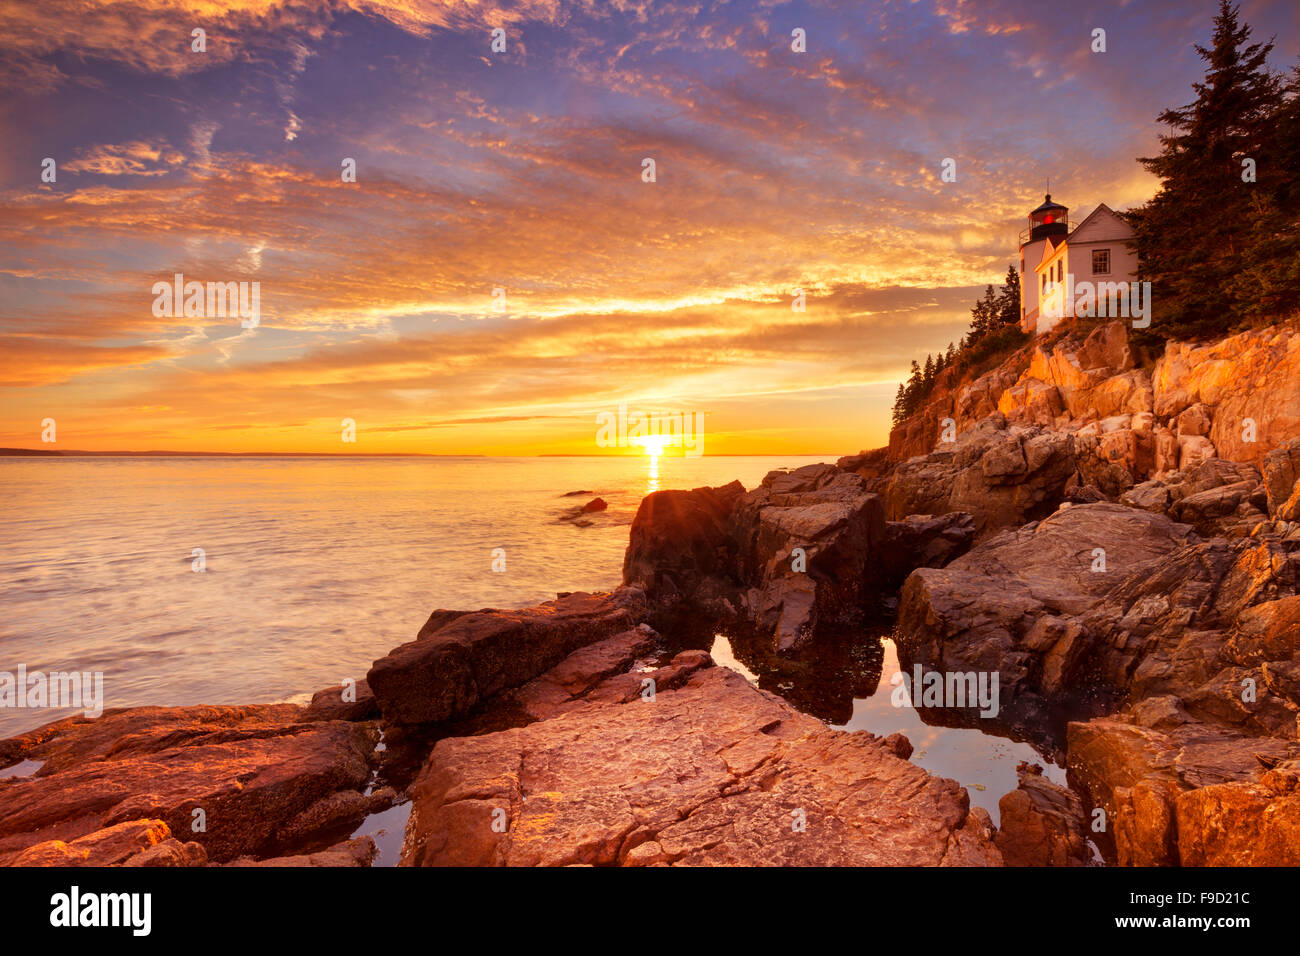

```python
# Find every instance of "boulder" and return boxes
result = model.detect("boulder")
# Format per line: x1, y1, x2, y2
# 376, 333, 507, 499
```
879, 512, 976, 589
897, 503, 1201, 730
511, 626, 659, 722
1175, 762, 1300, 866
1178, 434, 1217, 470
883, 452, 957, 519
402, 666, 1001, 867
1177, 402, 1213, 437
0, 704, 378, 864
1117, 457, 1269, 537
886, 416, 1077, 535
995, 763, 1089, 866
622, 482, 745, 600
729, 464, 885, 651
11, 819, 194, 867
1263, 438, 1300, 519
1067, 716, 1300, 866
623, 465, 888, 654
274, 787, 396, 850
226, 836, 377, 867
124, 837, 209, 867
367, 587, 647, 725
306, 679, 378, 722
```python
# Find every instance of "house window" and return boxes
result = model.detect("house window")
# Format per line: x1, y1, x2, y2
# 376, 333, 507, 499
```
1092, 249, 1111, 275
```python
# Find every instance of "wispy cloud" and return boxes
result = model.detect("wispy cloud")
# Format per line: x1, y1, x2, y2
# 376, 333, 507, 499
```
1, 0, 1295, 452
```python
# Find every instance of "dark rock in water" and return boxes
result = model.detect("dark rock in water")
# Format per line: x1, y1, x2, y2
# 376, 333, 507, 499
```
274, 786, 396, 850
623, 468, 888, 654
557, 496, 610, 524
732, 464, 886, 653
306, 679, 379, 722
623, 481, 746, 601
366, 587, 648, 725
880, 512, 975, 589
995, 762, 1089, 866
881, 732, 913, 760
561, 490, 595, 497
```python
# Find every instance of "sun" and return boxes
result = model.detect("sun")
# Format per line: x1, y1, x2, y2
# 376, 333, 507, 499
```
637, 434, 671, 456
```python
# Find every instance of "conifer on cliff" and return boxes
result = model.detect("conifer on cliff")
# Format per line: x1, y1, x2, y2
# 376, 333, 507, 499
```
1129, 0, 1290, 340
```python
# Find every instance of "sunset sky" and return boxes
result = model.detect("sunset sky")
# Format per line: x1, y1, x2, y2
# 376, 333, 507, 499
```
2, 0, 1297, 455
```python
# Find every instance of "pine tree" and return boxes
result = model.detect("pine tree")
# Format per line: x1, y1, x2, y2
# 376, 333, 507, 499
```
901, 360, 922, 419
997, 266, 1021, 328
1129, 0, 1284, 339
968, 285, 999, 343
1231, 58, 1300, 320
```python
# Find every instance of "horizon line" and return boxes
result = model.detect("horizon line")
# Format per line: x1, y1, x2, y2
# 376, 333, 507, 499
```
0, 448, 850, 459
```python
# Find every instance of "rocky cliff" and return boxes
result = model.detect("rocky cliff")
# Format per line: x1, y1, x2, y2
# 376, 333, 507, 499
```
884, 318, 1300, 864
617, 316, 1300, 865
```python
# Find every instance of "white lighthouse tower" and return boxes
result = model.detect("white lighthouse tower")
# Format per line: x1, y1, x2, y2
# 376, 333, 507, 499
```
1018, 194, 1069, 333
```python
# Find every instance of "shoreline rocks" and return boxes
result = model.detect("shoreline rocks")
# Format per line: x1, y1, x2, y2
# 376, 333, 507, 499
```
0, 704, 380, 865
367, 587, 648, 726
402, 664, 1001, 867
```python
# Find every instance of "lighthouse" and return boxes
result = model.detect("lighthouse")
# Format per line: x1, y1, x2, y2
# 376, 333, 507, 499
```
1018, 194, 1069, 332
1017, 194, 1139, 335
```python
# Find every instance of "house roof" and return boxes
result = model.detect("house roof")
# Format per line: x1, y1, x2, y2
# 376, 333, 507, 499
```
1067, 203, 1133, 242
1035, 236, 1066, 272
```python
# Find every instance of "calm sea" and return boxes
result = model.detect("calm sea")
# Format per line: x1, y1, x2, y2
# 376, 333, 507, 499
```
0, 454, 825, 736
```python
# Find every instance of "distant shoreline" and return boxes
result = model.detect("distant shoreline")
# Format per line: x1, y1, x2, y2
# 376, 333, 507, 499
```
0, 448, 841, 459
0, 448, 484, 458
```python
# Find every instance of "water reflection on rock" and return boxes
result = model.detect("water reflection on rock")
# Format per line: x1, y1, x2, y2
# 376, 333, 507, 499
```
697, 619, 1074, 826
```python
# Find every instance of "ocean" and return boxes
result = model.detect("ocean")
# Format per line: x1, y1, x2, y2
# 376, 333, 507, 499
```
0, 454, 826, 735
